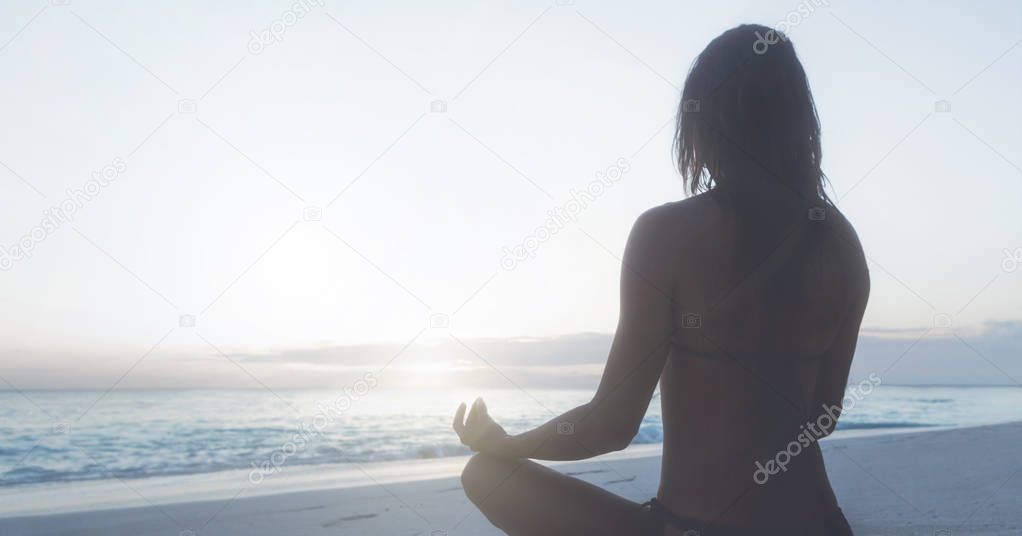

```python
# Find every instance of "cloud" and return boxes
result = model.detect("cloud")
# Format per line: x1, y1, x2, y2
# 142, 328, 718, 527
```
232, 332, 613, 368
229, 321, 1022, 387
1, 323, 1019, 389
851, 320, 1022, 385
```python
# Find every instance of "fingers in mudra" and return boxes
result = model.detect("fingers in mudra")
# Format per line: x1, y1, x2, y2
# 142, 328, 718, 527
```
453, 398, 507, 451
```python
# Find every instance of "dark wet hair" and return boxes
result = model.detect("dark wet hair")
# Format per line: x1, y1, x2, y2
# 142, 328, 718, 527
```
674, 24, 828, 204
674, 25, 838, 356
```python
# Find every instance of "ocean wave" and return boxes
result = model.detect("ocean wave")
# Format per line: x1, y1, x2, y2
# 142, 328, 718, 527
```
416, 443, 472, 459
632, 424, 663, 444
0, 421, 929, 487
2, 386, 1013, 488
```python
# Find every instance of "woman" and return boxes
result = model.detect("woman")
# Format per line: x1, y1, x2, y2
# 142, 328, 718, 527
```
453, 24, 868, 535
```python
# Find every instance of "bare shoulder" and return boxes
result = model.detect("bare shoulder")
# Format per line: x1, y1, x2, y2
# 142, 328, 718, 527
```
624, 194, 719, 280
631, 192, 720, 240
824, 205, 870, 294
825, 206, 864, 258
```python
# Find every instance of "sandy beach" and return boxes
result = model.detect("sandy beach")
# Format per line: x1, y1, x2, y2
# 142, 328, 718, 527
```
1, 422, 1020, 535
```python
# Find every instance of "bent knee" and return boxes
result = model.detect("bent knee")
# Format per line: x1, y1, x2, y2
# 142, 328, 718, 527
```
461, 453, 516, 505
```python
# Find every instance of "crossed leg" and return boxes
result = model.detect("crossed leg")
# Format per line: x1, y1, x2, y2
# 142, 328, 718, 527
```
460, 453, 657, 536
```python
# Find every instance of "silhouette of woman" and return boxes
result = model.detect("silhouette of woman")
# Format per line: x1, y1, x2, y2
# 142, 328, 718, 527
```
454, 24, 868, 535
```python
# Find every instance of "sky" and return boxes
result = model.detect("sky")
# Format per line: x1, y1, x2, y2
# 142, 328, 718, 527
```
0, 0, 1020, 389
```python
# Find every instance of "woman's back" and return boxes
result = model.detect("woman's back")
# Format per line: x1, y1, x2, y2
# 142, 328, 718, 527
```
457, 22, 868, 536
654, 190, 869, 528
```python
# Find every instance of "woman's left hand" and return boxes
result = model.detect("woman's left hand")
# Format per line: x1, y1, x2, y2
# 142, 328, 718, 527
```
453, 398, 509, 454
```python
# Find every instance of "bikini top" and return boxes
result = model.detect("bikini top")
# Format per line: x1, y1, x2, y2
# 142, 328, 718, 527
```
669, 330, 835, 431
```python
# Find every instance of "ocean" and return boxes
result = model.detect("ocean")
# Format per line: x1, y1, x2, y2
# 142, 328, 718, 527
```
2, 385, 1020, 489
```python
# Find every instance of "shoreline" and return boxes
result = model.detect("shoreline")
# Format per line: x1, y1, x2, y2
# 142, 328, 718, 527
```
0, 443, 665, 519
0, 422, 1009, 521
0, 424, 952, 519
5, 383, 1020, 513
1, 421, 1020, 534
1, 422, 1020, 534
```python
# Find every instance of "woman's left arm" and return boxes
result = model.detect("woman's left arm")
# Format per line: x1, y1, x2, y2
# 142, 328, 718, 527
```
455, 207, 677, 460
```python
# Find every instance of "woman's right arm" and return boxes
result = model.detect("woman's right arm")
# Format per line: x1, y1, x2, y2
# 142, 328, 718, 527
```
811, 248, 870, 437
